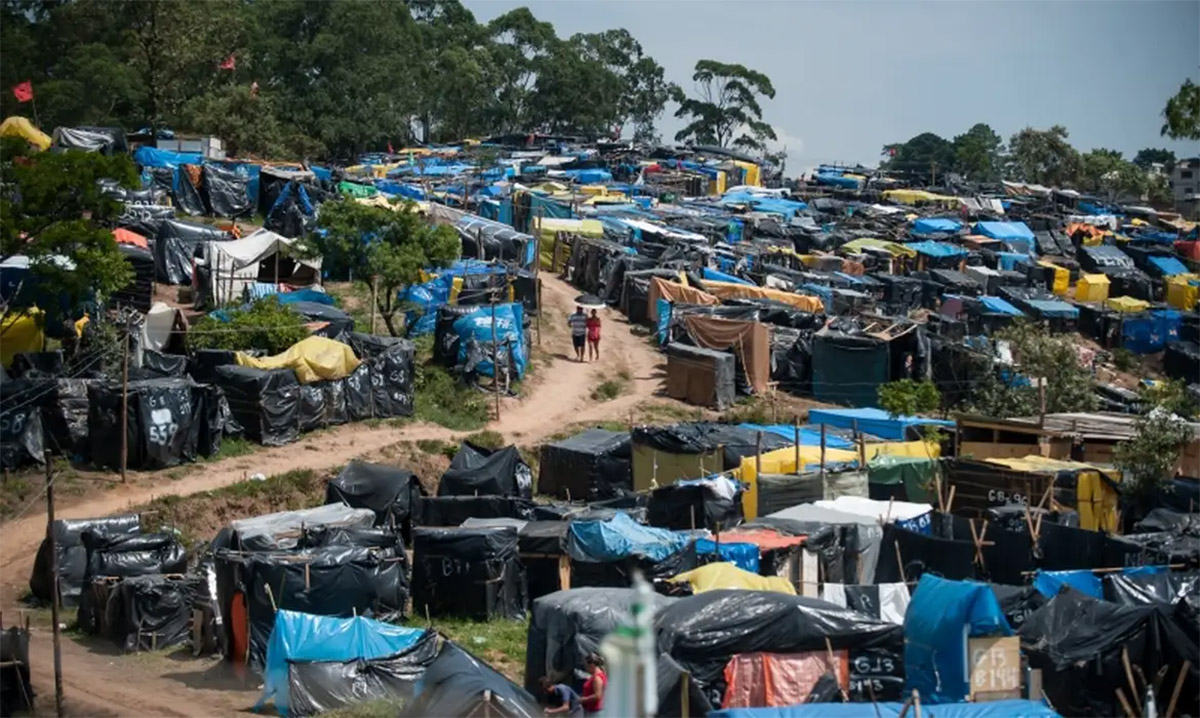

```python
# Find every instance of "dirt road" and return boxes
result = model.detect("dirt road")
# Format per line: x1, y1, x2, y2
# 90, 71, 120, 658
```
0, 273, 666, 716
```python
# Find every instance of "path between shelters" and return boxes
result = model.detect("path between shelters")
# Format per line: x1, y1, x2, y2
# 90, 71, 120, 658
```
0, 273, 665, 716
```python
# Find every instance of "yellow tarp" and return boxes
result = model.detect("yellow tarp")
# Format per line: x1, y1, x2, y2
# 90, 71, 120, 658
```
709, 170, 727, 196
236, 336, 360, 384
733, 161, 762, 187
1037, 261, 1069, 296
840, 238, 917, 258
734, 444, 860, 519
1106, 295, 1150, 313
0, 310, 44, 368
703, 280, 825, 313
532, 217, 604, 240
671, 563, 795, 595
882, 189, 959, 206
864, 440, 941, 461
0, 116, 51, 151
1075, 274, 1110, 303
985, 456, 1120, 532
1166, 275, 1200, 311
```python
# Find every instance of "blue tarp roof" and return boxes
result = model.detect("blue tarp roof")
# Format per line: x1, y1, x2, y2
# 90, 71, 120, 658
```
1024, 299, 1079, 319
561, 168, 612, 184
905, 576, 1013, 704
737, 423, 855, 449
1148, 255, 1188, 276
568, 511, 688, 563
815, 173, 862, 189
711, 700, 1060, 718
808, 407, 953, 441
1032, 566, 1167, 599
720, 191, 808, 218
258, 610, 426, 715
913, 217, 963, 235
997, 252, 1032, 271
907, 240, 968, 259
133, 145, 204, 168
701, 267, 754, 286
974, 221, 1035, 241
979, 295, 1024, 316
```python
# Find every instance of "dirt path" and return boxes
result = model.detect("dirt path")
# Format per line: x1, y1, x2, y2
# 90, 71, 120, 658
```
0, 273, 666, 716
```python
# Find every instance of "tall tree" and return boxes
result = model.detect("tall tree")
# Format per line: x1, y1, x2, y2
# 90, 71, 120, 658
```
1079, 148, 1148, 201
1161, 78, 1200, 141
568, 29, 676, 141
951, 123, 1004, 181
486, 7, 556, 134
1132, 148, 1176, 171
1006, 125, 1081, 187
882, 132, 955, 180
308, 200, 459, 337
0, 139, 137, 330
673, 60, 776, 149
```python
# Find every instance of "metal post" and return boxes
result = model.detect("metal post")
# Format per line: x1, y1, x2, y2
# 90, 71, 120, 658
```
490, 299, 501, 420
45, 452, 64, 717
120, 328, 130, 483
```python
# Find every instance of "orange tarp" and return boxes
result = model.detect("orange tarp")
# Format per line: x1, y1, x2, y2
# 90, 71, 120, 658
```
721, 529, 807, 551
647, 276, 720, 322
702, 280, 825, 313
723, 651, 849, 708
113, 228, 149, 249
680, 315, 770, 395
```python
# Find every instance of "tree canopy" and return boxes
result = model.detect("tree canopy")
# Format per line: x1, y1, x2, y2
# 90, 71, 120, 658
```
0, 0, 680, 158
673, 60, 777, 153
1161, 78, 1200, 141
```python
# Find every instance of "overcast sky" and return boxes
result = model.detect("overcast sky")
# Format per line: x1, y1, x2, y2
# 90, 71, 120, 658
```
463, 0, 1200, 171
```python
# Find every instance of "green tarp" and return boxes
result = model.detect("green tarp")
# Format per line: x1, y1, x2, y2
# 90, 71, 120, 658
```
868, 454, 936, 503
338, 181, 378, 198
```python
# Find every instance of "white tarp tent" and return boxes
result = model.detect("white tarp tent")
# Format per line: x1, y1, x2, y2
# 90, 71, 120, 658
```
201, 229, 321, 305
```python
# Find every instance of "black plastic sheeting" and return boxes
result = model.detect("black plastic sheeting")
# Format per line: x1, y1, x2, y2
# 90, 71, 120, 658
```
537, 428, 631, 500
400, 641, 540, 718
88, 378, 227, 470
0, 398, 45, 469
325, 461, 423, 535
417, 495, 537, 526
411, 527, 526, 620
875, 524, 976, 583
30, 514, 141, 606
524, 587, 676, 693
0, 626, 33, 715
438, 442, 533, 499
1019, 589, 1199, 718
216, 545, 410, 671
213, 366, 301, 446
654, 590, 903, 708
53, 126, 126, 154
105, 575, 200, 652
647, 482, 743, 532
114, 244, 155, 313
154, 219, 231, 285
202, 164, 253, 218
657, 652, 714, 718
631, 422, 793, 471
1164, 341, 1200, 383
287, 630, 440, 716
83, 531, 187, 581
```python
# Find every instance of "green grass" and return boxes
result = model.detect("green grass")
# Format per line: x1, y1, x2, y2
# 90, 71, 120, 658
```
320, 700, 405, 718
421, 616, 530, 682
463, 430, 505, 449
591, 378, 628, 402
411, 335, 491, 431
0, 457, 88, 523
719, 397, 775, 425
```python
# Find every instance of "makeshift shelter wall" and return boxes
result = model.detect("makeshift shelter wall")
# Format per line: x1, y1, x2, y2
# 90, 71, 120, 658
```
647, 277, 719, 322
1075, 274, 1110, 303
631, 443, 723, 493
733, 444, 860, 520
679, 315, 770, 395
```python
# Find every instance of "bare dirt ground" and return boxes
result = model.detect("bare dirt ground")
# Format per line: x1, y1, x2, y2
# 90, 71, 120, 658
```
0, 273, 668, 716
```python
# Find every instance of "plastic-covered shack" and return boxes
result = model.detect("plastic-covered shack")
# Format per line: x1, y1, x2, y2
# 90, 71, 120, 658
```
1019, 588, 1198, 717
256, 610, 431, 716
647, 476, 744, 532
630, 423, 792, 492
524, 587, 677, 693
325, 460, 423, 535
0, 625, 33, 715
417, 495, 537, 526
411, 527, 526, 620
87, 378, 227, 470
154, 218, 231, 285
438, 442, 533, 499
30, 514, 141, 606
101, 574, 201, 652
537, 428, 631, 500
401, 641, 542, 718
655, 590, 903, 709
904, 575, 1012, 703
211, 367, 301, 445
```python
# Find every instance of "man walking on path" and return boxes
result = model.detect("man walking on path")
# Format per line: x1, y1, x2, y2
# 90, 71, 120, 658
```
568, 305, 588, 362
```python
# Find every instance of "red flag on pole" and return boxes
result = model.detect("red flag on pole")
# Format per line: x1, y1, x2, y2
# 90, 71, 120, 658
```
11, 81, 33, 103
219, 54, 236, 70
387, 142, 394, 154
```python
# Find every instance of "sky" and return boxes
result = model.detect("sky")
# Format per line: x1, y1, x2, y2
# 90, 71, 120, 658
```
463, 0, 1200, 172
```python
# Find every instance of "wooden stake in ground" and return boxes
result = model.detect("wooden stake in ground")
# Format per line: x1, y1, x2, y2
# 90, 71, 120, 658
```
1166, 660, 1191, 718
120, 327, 130, 483
491, 299, 501, 420
45, 451, 64, 717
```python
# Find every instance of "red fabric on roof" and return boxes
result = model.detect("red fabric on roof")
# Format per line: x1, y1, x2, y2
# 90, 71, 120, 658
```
721, 529, 806, 551
112, 228, 148, 249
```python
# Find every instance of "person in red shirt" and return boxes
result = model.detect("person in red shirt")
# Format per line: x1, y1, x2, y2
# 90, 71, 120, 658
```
586, 310, 602, 362
580, 654, 607, 716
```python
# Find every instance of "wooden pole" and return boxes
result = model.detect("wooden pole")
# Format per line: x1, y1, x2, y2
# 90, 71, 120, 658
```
755, 430, 763, 479
491, 299, 501, 421
1166, 660, 1190, 718
819, 423, 827, 483
681, 672, 690, 718
45, 451, 64, 717
536, 279, 542, 347
369, 275, 378, 335
120, 328, 130, 483
793, 416, 801, 474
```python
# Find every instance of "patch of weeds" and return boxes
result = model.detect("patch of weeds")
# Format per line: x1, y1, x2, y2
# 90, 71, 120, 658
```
417, 616, 530, 683
638, 402, 705, 423
464, 430, 505, 449
319, 700, 405, 718
591, 370, 629, 402
416, 439, 446, 455
206, 436, 255, 463
719, 397, 773, 425
1111, 348, 1137, 373
414, 363, 490, 432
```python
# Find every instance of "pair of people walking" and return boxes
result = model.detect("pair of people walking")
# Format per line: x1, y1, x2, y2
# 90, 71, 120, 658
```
568, 305, 602, 362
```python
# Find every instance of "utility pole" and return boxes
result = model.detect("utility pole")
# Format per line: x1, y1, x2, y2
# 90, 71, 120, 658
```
44, 451, 64, 717
120, 327, 130, 483
491, 298, 501, 421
